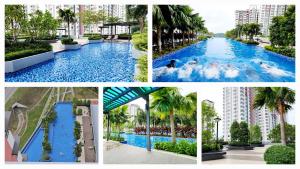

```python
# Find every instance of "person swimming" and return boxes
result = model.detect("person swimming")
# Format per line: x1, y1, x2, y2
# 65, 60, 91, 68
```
166, 59, 176, 68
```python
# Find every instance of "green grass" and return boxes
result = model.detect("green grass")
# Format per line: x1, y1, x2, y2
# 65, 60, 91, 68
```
74, 87, 98, 99
19, 90, 51, 149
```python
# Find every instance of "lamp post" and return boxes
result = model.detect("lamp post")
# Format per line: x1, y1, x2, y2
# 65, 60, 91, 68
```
214, 117, 221, 144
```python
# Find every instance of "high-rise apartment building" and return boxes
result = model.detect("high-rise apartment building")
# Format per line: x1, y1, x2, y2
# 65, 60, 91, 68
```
24, 4, 128, 38
223, 87, 279, 143
235, 5, 288, 36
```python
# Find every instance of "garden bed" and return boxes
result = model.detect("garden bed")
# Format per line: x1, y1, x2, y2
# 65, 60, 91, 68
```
5, 51, 54, 73
202, 151, 226, 161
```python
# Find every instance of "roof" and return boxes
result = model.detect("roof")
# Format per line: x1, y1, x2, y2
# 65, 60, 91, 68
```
5, 139, 17, 162
103, 21, 139, 27
103, 87, 161, 112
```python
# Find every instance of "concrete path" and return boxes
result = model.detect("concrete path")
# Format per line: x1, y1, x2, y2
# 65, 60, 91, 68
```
5, 87, 17, 102
104, 141, 197, 164
203, 146, 270, 164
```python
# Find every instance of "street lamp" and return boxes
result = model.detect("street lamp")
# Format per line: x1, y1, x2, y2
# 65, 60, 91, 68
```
214, 117, 221, 144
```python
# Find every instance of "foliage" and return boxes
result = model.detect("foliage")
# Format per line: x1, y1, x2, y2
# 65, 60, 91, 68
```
126, 5, 148, 33
154, 140, 197, 157
74, 121, 81, 140
79, 9, 106, 33
5, 41, 52, 61
254, 87, 295, 145
134, 126, 196, 138
135, 55, 148, 82
132, 31, 147, 51
201, 101, 217, 144
249, 125, 262, 144
74, 142, 82, 157
264, 45, 295, 57
230, 121, 250, 146
109, 135, 125, 142
153, 5, 206, 53
58, 8, 76, 38
5, 5, 26, 42
268, 123, 295, 143
202, 143, 222, 153
264, 145, 295, 164
110, 106, 129, 137
61, 38, 78, 45
269, 5, 295, 47
88, 35, 102, 40
151, 88, 195, 143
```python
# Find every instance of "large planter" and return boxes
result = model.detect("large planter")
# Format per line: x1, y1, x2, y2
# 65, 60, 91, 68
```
251, 144, 264, 147
88, 39, 104, 44
61, 44, 81, 50
202, 151, 226, 161
5, 51, 54, 73
227, 145, 254, 150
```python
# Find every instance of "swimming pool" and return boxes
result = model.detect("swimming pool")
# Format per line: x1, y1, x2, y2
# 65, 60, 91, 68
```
120, 133, 196, 149
22, 102, 76, 162
153, 38, 295, 82
6, 42, 136, 82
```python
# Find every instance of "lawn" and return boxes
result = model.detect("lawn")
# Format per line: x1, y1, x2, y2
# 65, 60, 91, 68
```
74, 87, 98, 99
19, 89, 51, 149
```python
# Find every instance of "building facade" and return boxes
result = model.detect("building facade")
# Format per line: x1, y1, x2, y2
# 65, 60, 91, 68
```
24, 4, 128, 38
223, 87, 279, 143
235, 5, 287, 36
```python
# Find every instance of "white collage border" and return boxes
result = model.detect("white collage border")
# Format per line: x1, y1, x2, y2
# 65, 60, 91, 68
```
0, 0, 299, 169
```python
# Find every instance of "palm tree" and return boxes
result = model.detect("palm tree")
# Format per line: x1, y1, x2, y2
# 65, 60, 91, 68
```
254, 87, 295, 145
58, 8, 76, 38
126, 5, 147, 33
247, 23, 260, 41
153, 5, 167, 53
151, 88, 193, 143
110, 105, 129, 138
236, 24, 243, 39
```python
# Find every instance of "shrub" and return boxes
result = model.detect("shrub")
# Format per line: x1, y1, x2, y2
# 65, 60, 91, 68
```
109, 135, 125, 142
5, 41, 52, 61
88, 36, 102, 40
118, 33, 131, 40
74, 142, 82, 157
202, 143, 222, 153
265, 45, 295, 57
198, 35, 208, 41
264, 145, 295, 164
287, 143, 295, 149
61, 38, 78, 45
132, 32, 147, 51
135, 55, 148, 82
154, 140, 197, 157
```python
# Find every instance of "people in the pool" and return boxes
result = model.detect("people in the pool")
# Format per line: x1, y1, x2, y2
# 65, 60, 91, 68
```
166, 59, 176, 68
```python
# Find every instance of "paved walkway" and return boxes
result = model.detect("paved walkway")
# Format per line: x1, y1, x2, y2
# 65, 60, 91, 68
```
104, 141, 197, 164
203, 146, 270, 164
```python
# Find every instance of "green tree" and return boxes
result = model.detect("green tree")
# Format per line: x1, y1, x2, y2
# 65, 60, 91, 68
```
239, 121, 249, 145
254, 87, 295, 145
110, 105, 129, 138
5, 5, 26, 42
58, 8, 76, 38
242, 23, 260, 41
126, 5, 147, 33
151, 87, 193, 143
268, 123, 295, 143
27, 10, 44, 41
230, 121, 240, 143
250, 125, 262, 144
201, 101, 217, 144
79, 9, 106, 33
42, 11, 60, 37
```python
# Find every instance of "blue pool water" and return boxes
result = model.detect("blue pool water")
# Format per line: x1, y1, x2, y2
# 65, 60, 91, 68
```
22, 102, 76, 162
153, 38, 295, 82
120, 133, 196, 149
6, 42, 136, 82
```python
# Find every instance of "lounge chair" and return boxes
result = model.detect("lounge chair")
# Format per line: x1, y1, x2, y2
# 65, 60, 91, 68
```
106, 36, 112, 40
112, 35, 118, 40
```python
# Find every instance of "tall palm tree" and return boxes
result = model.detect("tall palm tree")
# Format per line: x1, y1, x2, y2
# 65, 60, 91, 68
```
151, 88, 193, 143
110, 105, 129, 138
153, 5, 167, 53
58, 8, 76, 38
254, 87, 295, 145
126, 5, 147, 33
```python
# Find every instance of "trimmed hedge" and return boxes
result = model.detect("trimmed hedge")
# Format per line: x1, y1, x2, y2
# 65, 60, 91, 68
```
5, 41, 52, 61
132, 32, 147, 51
265, 45, 295, 57
236, 38, 259, 45
202, 143, 223, 153
264, 145, 295, 164
154, 140, 197, 157
88, 36, 102, 40
109, 135, 125, 142
61, 38, 78, 45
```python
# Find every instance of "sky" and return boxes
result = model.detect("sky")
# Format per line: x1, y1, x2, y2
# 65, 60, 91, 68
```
200, 86, 296, 137
192, 4, 250, 33
128, 87, 196, 110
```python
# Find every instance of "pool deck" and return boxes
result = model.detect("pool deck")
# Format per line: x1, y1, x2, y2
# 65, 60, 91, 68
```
82, 116, 96, 162
103, 140, 197, 164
